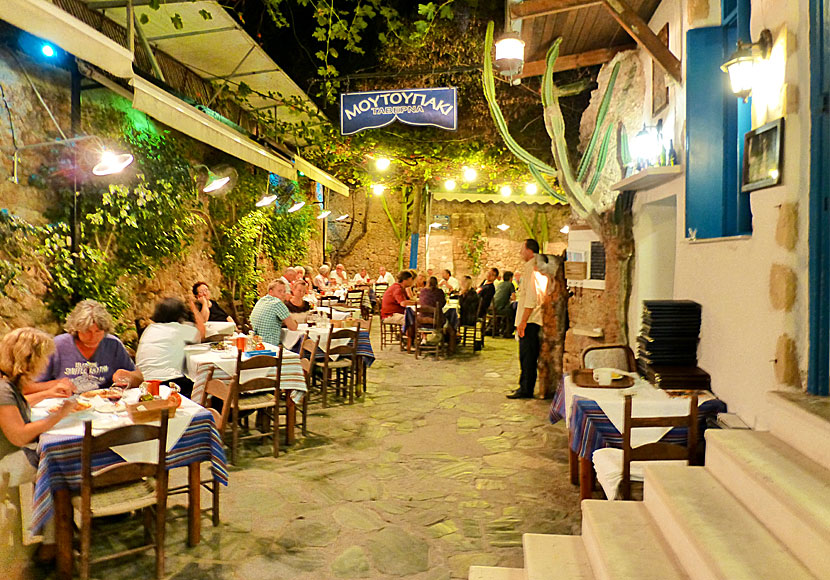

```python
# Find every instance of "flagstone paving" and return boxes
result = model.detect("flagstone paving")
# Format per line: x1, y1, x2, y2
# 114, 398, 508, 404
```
23, 331, 581, 579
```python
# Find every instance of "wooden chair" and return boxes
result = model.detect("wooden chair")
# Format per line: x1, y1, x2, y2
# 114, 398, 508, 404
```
167, 408, 221, 527
458, 317, 485, 351
319, 328, 359, 407
485, 304, 506, 337
345, 288, 365, 310
581, 344, 637, 372
296, 335, 318, 436
202, 348, 283, 464
373, 283, 388, 314
413, 304, 444, 360
380, 315, 403, 350
592, 392, 699, 500
75, 414, 169, 580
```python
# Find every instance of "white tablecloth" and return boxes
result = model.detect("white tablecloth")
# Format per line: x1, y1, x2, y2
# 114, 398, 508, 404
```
281, 324, 352, 358
184, 343, 306, 404
563, 372, 713, 449
32, 385, 199, 463
204, 321, 235, 337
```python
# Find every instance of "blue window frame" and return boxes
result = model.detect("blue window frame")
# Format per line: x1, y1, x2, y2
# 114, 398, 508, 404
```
685, 0, 752, 239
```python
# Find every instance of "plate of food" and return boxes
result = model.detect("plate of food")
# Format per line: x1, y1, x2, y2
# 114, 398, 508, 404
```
48, 398, 91, 414
79, 388, 123, 401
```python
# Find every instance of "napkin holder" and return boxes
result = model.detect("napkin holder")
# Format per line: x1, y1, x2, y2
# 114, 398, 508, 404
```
127, 398, 177, 423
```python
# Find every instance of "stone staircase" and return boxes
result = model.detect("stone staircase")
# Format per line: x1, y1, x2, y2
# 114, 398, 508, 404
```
469, 391, 830, 580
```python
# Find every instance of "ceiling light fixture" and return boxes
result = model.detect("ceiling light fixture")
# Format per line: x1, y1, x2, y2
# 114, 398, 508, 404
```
525, 182, 538, 195
500, 185, 512, 197
372, 184, 386, 196
444, 179, 457, 191
375, 157, 391, 171
494, 31, 525, 79
463, 167, 477, 182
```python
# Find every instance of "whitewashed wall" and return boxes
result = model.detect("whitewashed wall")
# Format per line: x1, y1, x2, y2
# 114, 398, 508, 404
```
626, 0, 812, 426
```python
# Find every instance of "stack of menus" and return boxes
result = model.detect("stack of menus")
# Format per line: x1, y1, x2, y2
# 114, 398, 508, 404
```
637, 300, 711, 390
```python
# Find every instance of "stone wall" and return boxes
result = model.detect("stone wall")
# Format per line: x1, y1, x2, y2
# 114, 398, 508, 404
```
0, 50, 317, 337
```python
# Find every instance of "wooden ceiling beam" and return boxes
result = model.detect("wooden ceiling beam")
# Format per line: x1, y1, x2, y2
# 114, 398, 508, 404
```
601, 0, 682, 82
518, 44, 636, 78
510, 0, 602, 21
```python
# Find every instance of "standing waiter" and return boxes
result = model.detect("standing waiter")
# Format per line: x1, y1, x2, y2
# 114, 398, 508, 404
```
507, 239, 543, 399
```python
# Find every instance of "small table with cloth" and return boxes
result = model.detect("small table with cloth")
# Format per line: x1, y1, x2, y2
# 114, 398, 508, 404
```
549, 372, 726, 499
30, 387, 228, 579
184, 343, 307, 442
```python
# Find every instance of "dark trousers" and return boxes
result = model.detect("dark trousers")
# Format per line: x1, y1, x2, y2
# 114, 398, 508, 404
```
518, 323, 541, 396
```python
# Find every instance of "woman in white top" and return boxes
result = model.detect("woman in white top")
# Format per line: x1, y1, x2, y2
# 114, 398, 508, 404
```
313, 265, 331, 291
135, 296, 205, 398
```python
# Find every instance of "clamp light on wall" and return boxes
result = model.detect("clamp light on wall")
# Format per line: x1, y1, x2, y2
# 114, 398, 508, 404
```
10, 136, 133, 184
193, 164, 236, 196
317, 209, 331, 220
335, 214, 350, 222
287, 200, 305, 213
255, 194, 277, 207
721, 29, 773, 101
496, 223, 510, 231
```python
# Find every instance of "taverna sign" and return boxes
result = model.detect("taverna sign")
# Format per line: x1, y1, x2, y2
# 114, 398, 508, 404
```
340, 87, 457, 135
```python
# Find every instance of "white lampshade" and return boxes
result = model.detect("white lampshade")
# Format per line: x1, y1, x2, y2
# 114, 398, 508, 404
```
495, 33, 525, 77
500, 185, 512, 197
525, 182, 538, 195
496, 223, 510, 231
92, 151, 133, 176
463, 167, 477, 182
444, 179, 457, 191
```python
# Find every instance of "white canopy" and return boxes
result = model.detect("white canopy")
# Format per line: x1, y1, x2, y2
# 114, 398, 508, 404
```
432, 191, 563, 205
131, 76, 296, 180
294, 155, 349, 197
0, 0, 134, 78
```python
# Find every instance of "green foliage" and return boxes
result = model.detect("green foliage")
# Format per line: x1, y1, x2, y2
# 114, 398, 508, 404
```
0, 209, 39, 293
463, 230, 484, 276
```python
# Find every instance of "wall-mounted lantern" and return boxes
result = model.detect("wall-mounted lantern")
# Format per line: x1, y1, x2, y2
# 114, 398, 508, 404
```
494, 31, 524, 79
721, 29, 773, 101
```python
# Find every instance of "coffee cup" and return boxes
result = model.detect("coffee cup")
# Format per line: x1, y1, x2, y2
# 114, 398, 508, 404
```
592, 368, 614, 386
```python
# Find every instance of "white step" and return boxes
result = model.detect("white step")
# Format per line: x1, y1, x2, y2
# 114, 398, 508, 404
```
643, 464, 817, 580
469, 566, 526, 580
705, 429, 830, 579
765, 391, 830, 471
523, 534, 593, 580
581, 500, 686, 580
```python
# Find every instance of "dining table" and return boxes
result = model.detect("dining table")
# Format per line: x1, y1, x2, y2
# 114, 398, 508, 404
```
549, 371, 726, 500
184, 343, 307, 443
31, 387, 228, 580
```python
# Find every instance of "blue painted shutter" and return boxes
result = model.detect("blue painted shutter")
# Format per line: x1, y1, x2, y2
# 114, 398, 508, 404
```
686, 26, 728, 239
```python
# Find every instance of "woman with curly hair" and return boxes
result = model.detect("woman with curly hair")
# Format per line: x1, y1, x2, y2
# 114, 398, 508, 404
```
30, 300, 142, 394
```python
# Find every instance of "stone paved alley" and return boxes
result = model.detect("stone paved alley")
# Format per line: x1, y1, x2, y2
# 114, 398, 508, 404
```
27, 331, 583, 580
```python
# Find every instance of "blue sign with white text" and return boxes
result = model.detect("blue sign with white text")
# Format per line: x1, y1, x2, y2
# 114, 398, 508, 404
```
340, 87, 457, 135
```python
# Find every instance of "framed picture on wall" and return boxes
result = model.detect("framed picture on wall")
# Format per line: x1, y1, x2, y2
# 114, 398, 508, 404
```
651, 24, 669, 116
741, 117, 784, 192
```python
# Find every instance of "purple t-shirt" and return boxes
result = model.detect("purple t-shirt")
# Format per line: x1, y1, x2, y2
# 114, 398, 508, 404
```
38, 333, 136, 392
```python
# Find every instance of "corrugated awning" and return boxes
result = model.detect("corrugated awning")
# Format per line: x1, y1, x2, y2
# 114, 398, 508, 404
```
293, 155, 348, 197
131, 76, 296, 180
432, 191, 564, 205
0, 0, 134, 78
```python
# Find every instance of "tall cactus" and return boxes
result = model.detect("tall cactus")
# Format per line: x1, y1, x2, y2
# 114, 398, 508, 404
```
482, 21, 621, 232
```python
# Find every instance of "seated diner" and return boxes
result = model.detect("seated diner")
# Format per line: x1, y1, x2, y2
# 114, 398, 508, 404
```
135, 296, 205, 398
30, 300, 142, 394
192, 281, 235, 323
286, 280, 313, 316
380, 270, 414, 324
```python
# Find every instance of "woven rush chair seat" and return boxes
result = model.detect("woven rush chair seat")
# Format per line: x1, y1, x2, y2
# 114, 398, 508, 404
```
237, 391, 277, 410
72, 479, 156, 517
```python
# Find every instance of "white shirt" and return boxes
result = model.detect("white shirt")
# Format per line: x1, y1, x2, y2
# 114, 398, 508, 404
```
332, 270, 349, 286
135, 322, 201, 381
440, 276, 460, 292
313, 273, 329, 289
378, 271, 395, 285
353, 272, 369, 284
515, 256, 543, 326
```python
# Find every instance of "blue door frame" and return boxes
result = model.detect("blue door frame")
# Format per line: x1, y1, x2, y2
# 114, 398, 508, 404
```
808, 0, 830, 395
